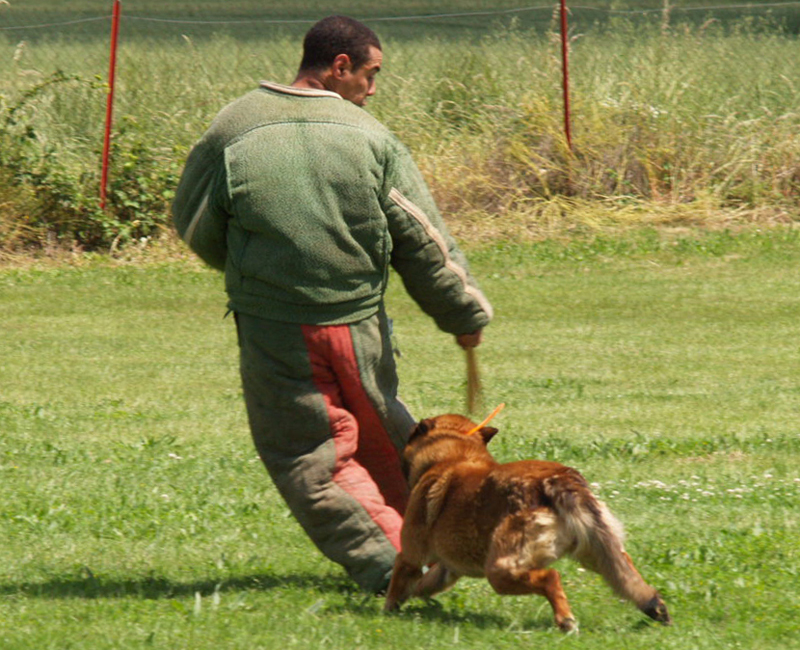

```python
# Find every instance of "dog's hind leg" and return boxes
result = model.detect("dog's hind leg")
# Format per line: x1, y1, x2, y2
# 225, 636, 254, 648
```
545, 472, 671, 625
485, 512, 577, 632
487, 564, 576, 632
601, 549, 671, 625
569, 501, 671, 625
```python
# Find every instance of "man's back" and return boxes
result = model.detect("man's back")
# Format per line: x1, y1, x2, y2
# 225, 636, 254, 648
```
174, 82, 401, 325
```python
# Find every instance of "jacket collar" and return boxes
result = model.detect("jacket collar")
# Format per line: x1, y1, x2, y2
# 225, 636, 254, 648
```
259, 81, 342, 100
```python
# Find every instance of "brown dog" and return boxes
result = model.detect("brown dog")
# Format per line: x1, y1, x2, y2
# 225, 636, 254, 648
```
384, 413, 671, 632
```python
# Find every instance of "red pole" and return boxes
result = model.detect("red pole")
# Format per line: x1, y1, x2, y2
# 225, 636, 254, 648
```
559, 0, 572, 151
100, 0, 121, 210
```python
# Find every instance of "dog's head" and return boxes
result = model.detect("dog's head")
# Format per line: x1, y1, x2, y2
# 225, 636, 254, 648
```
402, 414, 499, 486
408, 414, 499, 446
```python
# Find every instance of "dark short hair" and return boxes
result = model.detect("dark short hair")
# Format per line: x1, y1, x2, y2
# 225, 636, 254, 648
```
299, 15, 381, 72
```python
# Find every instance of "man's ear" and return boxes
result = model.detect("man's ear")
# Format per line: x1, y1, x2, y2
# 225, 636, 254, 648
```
331, 53, 352, 78
478, 426, 498, 445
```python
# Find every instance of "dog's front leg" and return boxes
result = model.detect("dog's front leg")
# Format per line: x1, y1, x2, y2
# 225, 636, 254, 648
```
384, 553, 423, 612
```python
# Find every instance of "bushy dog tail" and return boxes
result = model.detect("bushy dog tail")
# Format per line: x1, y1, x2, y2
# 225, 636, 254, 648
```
543, 470, 670, 623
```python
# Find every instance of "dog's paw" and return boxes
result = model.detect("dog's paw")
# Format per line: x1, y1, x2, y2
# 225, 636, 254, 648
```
642, 595, 672, 625
558, 617, 579, 634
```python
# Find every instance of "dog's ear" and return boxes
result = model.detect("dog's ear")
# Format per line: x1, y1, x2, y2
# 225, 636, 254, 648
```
478, 426, 498, 445
407, 418, 434, 445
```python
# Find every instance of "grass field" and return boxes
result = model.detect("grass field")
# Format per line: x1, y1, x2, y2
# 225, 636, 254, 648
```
2, 230, 800, 648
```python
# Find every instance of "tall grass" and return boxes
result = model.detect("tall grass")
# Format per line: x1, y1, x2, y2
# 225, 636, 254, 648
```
386, 21, 800, 230
1, 15, 799, 250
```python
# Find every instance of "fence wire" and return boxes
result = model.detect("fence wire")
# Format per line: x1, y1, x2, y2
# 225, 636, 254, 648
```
2, 2, 798, 82
1, 3, 798, 176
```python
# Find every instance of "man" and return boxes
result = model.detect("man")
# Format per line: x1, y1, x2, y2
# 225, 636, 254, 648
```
172, 15, 492, 593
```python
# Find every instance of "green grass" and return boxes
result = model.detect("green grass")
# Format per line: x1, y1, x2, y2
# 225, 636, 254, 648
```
2, 229, 800, 648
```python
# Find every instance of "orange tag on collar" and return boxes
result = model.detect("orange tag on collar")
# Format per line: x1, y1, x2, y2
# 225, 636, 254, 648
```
466, 403, 505, 436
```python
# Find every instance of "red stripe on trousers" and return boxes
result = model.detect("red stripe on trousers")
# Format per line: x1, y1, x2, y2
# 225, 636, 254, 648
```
301, 323, 408, 551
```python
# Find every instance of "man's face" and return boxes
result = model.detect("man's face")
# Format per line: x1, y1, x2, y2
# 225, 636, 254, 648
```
335, 46, 382, 107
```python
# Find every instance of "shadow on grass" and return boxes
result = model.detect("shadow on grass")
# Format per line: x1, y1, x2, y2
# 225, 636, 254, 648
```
0, 570, 355, 601
1, 570, 555, 630
0, 571, 668, 633
334, 596, 551, 631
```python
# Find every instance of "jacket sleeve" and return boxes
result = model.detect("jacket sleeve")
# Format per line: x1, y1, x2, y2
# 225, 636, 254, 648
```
171, 142, 230, 271
381, 140, 493, 335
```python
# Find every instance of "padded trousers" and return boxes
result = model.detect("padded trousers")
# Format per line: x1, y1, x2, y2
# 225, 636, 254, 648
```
235, 308, 416, 592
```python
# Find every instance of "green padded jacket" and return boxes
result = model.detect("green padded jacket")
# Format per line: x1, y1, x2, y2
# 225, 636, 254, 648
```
172, 82, 492, 335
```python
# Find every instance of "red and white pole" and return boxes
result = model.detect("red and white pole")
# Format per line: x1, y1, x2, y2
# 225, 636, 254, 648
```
100, 0, 121, 210
559, 0, 572, 151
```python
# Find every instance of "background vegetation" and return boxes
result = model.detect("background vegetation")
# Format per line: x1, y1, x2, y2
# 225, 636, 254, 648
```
1, 1, 799, 253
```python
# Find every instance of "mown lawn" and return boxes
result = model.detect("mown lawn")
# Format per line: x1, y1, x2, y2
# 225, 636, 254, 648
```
1, 230, 799, 648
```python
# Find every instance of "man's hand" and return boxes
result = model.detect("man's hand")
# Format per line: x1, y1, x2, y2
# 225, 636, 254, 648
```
456, 329, 483, 349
